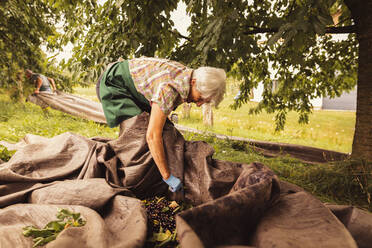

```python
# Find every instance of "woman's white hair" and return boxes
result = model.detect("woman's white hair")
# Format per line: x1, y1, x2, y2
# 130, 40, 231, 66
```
192, 66, 226, 108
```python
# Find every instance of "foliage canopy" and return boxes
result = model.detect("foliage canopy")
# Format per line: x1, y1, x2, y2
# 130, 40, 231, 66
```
0, 0, 79, 94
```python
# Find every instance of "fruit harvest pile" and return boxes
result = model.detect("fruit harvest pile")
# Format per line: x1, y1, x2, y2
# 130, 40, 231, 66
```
143, 196, 192, 248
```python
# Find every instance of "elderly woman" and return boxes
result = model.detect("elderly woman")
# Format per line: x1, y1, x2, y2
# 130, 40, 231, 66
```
97, 57, 226, 193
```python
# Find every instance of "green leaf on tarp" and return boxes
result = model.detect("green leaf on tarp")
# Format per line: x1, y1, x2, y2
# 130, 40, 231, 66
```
151, 229, 172, 242
161, 206, 169, 212
31, 233, 58, 248
22, 227, 55, 238
72, 212, 81, 221
172, 206, 181, 214
156, 196, 166, 204
56, 208, 74, 219
45, 221, 65, 231
0, 146, 16, 162
156, 230, 174, 247
22, 209, 86, 247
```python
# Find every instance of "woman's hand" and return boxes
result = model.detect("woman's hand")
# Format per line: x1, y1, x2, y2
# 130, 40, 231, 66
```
163, 174, 183, 192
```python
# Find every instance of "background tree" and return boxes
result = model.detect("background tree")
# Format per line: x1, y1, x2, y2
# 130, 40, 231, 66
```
62, 0, 180, 83
0, 0, 78, 96
64, 0, 370, 161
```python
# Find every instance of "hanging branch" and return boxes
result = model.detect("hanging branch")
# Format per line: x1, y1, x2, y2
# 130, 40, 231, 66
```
243, 25, 357, 35
171, 29, 191, 41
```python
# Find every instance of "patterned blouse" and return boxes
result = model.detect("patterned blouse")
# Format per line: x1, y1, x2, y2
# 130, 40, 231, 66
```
128, 57, 193, 116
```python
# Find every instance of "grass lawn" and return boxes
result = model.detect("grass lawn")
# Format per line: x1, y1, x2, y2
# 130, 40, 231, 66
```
173, 80, 355, 153
0, 90, 118, 143
74, 83, 356, 153
0, 88, 369, 211
175, 98, 355, 153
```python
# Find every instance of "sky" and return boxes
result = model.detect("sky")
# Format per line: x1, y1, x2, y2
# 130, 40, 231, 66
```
46, 2, 191, 62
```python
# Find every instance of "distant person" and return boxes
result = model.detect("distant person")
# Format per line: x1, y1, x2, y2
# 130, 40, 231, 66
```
25, 69, 56, 94
97, 57, 226, 193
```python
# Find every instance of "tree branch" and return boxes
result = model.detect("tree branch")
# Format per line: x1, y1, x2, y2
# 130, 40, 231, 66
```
243, 25, 357, 35
178, 33, 191, 40
171, 30, 191, 41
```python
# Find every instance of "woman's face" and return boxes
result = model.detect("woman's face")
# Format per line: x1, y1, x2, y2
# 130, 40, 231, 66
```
187, 79, 211, 107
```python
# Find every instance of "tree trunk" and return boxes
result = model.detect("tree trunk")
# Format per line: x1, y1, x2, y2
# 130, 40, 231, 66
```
202, 103, 213, 126
347, 1, 372, 161
182, 103, 192, 119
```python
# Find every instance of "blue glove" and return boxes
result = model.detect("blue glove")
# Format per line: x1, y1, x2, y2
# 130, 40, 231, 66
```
163, 174, 182, 192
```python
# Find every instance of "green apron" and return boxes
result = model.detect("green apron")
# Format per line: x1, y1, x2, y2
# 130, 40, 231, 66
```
99, 60, 151, 127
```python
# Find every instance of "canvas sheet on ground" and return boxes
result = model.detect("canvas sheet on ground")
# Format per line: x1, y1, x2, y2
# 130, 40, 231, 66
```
27, 91, 107, 124
0, 113, 371, 248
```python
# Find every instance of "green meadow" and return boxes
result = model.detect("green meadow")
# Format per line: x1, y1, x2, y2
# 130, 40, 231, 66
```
173, 80, 355, 154
73, 83, 355, 153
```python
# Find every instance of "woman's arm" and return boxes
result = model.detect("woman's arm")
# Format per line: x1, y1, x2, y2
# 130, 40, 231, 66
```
146, 102, 170, 180
34, 77, 43, 94
48, 77, 57, 92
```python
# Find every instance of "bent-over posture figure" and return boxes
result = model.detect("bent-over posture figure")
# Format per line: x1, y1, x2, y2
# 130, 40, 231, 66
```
25, 69, 56, 94
97, 57, 226, 192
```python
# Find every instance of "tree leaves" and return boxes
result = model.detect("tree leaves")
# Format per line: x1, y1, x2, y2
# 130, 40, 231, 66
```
11, 0, 354, 132
61, 0, 180, 82
0, 0, 79, 94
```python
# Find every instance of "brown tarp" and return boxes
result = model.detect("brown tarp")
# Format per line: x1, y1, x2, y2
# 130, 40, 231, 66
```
28, 91, 348, 164
1, 112, 370, 248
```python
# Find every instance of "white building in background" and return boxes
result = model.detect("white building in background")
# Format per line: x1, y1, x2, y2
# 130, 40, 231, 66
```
250, 82, 357, 111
